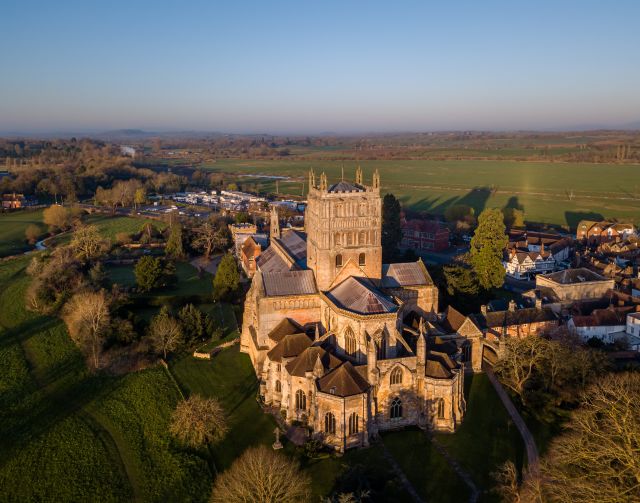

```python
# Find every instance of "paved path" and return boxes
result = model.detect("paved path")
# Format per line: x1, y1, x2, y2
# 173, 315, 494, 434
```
191, 254, 222, 275
484, 365, 540, 476
379, 439, 426, 503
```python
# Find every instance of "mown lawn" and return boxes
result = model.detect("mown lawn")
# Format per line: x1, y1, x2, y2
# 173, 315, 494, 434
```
435, 373, 525, 502
0, 209, 45, 257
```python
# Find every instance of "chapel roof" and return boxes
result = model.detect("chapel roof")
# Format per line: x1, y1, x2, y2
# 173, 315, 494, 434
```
285, 346, 343, 377
317, 361, 370, 397
267, 318, 303, 343
267, 332, 313, 362
262, 270, 317, 297
381, 261, 433, 288
325, 276, 398, 315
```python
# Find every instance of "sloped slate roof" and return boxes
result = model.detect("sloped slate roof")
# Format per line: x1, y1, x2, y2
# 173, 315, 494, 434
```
440, 306, 467, 333
473, 307, 557, 329
542, 267, 606, 284
381, 262, 432, 288
277, 230, 307, 267
425, 350, 458, 379
325, 276, 397, 315
267, 333, 313, 362
256, 247, 291, 273
317, 361, 370, 397
262, 270, 317, 297
328, 181, 364, 193
267, 318, 303, 343
286, 346, 343, 377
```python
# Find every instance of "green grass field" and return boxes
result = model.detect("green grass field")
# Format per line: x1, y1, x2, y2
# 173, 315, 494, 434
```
203, 158, 640, 227
0, 209, 45, 257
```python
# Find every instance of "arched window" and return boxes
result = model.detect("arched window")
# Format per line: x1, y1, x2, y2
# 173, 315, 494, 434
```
324, 412, 336, 434
348, 412, 359, 435
390, 397, 403, 419
275, 380, 281, 393
344, 327, 357, 356
295, 390, 306, 411
335, 254, 343, 268
437, 398, 445, 419
376, 335, 386, 360
390, 367, 403, 385
358, 253, 366, 267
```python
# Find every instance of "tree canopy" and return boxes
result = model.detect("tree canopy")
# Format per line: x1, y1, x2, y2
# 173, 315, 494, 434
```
381, 193, 402, 262
469, 208, 507, 290
213, 253, 240, 301
170, 395, 227, 448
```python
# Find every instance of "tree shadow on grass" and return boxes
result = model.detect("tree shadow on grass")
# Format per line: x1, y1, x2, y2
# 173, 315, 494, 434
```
564, 211, 604, 231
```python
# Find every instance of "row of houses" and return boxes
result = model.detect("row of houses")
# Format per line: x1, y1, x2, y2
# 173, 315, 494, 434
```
576, 219, 635, 243
503, 230, 573, 280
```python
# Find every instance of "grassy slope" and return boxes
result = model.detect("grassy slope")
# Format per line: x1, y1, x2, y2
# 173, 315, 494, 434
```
0, 256, 210, 502
0, 209, 44, 257
203, 158, 640, 226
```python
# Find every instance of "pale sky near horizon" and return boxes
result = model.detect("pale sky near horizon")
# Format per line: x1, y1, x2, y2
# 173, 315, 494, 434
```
1, 0, 639, 134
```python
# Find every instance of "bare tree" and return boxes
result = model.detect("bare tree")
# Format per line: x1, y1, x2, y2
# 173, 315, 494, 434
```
211, 445, 311, 503
494, 336, 548, 400
148, 306, 182, 359
62, 290, 110, 368
539, 373, 640, 502
192, 222, 227, 259
170, 394, 227, 448
70, 224, 108, 260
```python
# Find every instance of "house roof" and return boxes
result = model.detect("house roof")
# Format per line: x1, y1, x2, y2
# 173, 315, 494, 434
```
317, 361, 370, 396
267, 333, 313, 362
262, 270, 317, 297
241, 236, 261, 257
285, 346, 342, 377
256, 246, 291, 273
473, 307, 557, 329
572, 306, 634, 328
325, 276, 398, 315
381, 261, 433, 288
540, 267, 606, 285
267, 318, 303, 343
327, 181, 364, 193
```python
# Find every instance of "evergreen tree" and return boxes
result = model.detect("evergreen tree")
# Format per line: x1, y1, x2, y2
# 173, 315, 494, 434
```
381, 193, 402, 262
213, 253, 240, 301
178, 303, 211, 344
134, 256, 164, 292
165, 223, 185, 259
469, 208, 507, 290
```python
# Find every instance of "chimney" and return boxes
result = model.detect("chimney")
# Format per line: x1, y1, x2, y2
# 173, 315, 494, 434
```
508, 299, 517, 312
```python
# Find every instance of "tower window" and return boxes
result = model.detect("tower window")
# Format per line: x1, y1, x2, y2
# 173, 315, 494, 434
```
358, 253, 366, 266
335, 254, 343, 268
437, 398, 445, 419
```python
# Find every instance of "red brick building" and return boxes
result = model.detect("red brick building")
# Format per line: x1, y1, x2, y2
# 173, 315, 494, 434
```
401, 219, 450, 252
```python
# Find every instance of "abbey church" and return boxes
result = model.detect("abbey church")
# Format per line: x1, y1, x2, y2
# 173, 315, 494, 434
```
240, 168, 483, 452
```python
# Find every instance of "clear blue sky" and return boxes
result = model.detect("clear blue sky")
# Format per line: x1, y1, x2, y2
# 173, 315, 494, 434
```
1, 0, 639, 133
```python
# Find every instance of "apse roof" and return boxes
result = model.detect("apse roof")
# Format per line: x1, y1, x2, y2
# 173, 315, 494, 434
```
325, 276, 397, 315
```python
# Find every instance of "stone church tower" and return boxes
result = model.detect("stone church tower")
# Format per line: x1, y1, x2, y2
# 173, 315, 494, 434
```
305, 167, 383, 290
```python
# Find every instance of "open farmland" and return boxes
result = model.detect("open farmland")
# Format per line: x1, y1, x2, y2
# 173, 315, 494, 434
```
202, 159, 640, 228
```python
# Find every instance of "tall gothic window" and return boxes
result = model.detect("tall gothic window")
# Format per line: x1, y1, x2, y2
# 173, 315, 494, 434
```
348, 412, 359, 435
344, 327, 357, 356
390, 397, 403, 419
390, 367, 403, 385
275, 380, 281, 393
358, 253, 366, 266
324, 412, 336, 434
295, 389, 306, 411
335, 254, 343, 268
437, 398, 445, 419
376, 334, 386, 360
